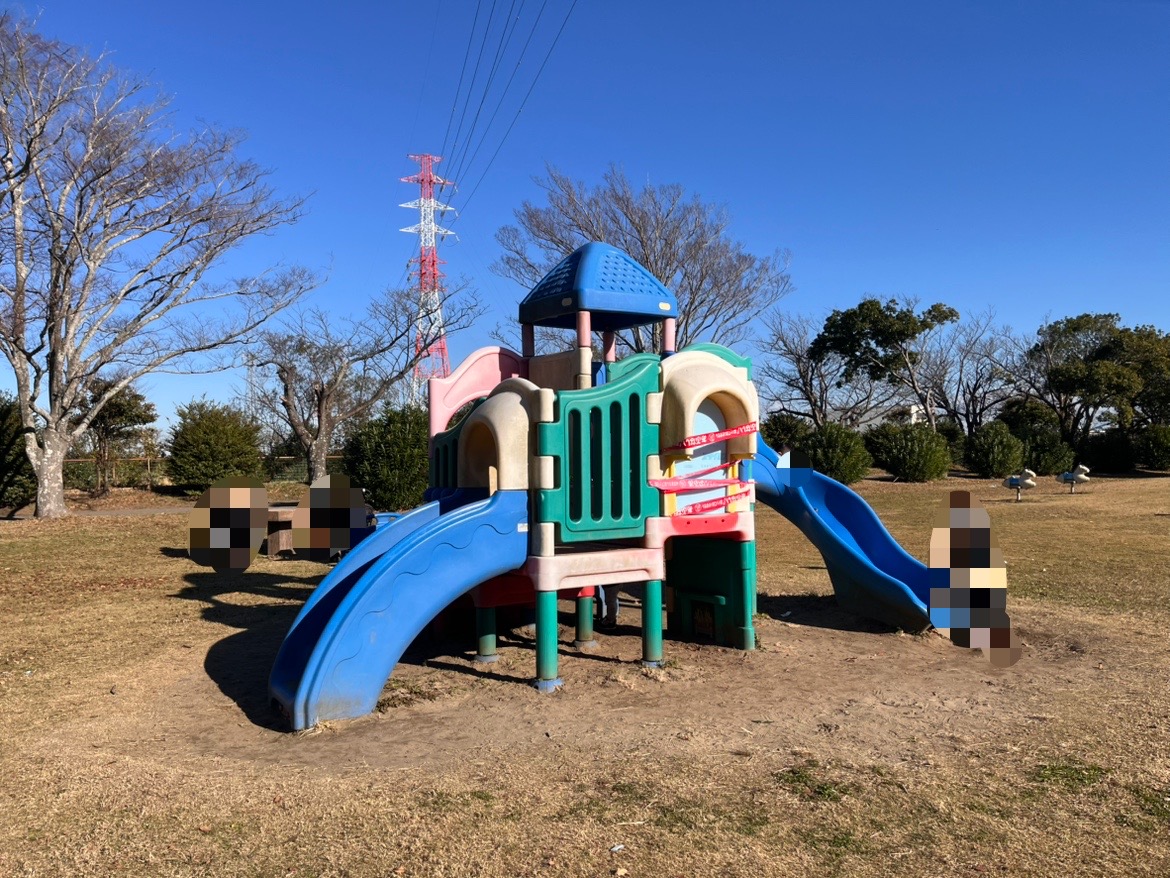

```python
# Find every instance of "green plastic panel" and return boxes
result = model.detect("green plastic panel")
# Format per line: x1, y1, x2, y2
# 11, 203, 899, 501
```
666, 536, 755, 648
429, 398, 486, 489
679, 343, 753, 379
536, 357, 661, 542
605, 352, 661, 383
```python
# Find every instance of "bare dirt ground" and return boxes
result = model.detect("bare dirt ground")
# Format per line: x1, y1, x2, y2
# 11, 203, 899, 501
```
1, 475, 1168, 877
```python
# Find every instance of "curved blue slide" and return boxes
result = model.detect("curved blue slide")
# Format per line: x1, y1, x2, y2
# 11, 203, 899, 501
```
269, 490, 529, 730
752, 441, 931, 631
278, 501, 441, 644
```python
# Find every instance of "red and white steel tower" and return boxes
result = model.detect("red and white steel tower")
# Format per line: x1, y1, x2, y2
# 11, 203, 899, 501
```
400, 154, 455, 403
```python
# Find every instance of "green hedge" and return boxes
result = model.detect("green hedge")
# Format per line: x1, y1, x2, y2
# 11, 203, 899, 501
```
966, 422, 1025, 478
761, 412, 814, 453
1137, 425, 1170, 470
1081, 429, 1136, 473
167, 400, 263, 492
798, 423, 872, 485
0, 394, 36, 512
342, 406, 429, 512
865, 423, 951, 482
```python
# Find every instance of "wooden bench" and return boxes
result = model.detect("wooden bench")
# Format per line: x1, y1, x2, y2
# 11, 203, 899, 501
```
263, 506, 297, 558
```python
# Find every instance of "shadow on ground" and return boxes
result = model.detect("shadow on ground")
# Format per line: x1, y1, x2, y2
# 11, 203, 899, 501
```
174, 569, 322, 728
172, 571, 612, 728
756, 592, 898, 634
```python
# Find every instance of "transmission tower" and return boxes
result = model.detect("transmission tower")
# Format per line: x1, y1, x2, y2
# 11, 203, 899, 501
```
400, 154, 455, 404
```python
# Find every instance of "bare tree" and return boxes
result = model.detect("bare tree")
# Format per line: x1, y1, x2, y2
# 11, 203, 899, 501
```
494, 165, 794, 352
924, 310, 1016, 438
759, 311, 902, 428
0, 16, 315, 516
246, 284, 482, 482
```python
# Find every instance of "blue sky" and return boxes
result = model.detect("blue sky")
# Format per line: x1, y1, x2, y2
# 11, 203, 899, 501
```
5, 0, 1169, 429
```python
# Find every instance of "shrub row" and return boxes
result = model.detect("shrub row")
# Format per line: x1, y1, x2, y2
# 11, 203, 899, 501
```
762, 414, 952, 484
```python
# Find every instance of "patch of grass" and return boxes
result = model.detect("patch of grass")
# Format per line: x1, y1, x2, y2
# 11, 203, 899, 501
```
728, 807, 769, 836
798, 826, 867, 861
1130, 785, 1170, 823
559, 796, 608, 822
609, 780, 646, 802
419, 790, 460, 813
417, 788, 497, 814
1027, 757, 1108, 790
652, 799, 704, 831
964, 799, 1014, 820
376, 679, 442, 711
773, 760, 847, 802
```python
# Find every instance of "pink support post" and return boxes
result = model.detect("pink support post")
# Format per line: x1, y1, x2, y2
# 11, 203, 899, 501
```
602, 331, 617, 363
521, 324, 535, 358
663, 318, 677, 354
576, 310, 591, 348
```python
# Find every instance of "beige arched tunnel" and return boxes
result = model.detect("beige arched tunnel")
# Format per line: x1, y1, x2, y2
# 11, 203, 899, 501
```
457, 378, 540, 492
659, 351, 759, 458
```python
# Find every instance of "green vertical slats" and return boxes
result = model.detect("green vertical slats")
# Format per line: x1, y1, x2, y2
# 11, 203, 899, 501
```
534, 359, 660, 542
591, 406, 606, 522
577, 408, 591, 524
568, 410, 582, 523
609, 400, 624, 520
629, 393, 642, 519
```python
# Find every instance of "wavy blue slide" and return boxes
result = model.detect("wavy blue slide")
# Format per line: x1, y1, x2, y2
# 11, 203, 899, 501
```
752, 441, 931, 631
269, 490, 529, 730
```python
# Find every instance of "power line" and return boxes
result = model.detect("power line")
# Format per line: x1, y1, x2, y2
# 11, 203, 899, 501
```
445, 0, 531, 187
445, 0, 500, 178
449, 0, 546, 194
439, 0, 483, 162
407, 0, 443, 148
453, 0, 578, 220
445, 0, 525, 187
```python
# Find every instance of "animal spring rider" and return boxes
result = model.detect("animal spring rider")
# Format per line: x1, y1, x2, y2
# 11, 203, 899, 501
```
1057, 464, 1090, 493
1002, 468, 1037, 502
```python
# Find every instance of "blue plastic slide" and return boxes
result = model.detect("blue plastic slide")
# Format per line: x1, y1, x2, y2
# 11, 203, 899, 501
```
752, 441, 931, 631
266, 501, 438, 731
269, 490, 529, 730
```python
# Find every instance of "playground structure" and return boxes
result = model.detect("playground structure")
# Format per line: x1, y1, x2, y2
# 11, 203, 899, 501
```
269, 243, 937, 731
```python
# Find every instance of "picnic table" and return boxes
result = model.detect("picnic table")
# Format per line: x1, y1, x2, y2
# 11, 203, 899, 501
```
261, 503, 379, 559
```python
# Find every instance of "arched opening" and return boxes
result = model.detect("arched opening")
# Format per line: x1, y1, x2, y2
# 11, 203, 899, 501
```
672, 398, 729, 514
460, 420, 499, 493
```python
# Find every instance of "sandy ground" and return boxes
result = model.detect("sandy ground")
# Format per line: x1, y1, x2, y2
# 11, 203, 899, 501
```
2, 487, 1168, 876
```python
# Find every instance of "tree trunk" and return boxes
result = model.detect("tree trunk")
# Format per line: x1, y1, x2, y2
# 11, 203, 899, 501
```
31, 429, 70, 518
308, 440, 330, 484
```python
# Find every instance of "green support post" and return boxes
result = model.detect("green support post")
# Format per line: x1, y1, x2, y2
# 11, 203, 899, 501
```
474, 607, 498, 664
534, 590, 562, 691
736, 540, 757, 651
574, 595, 596, 649
642, 579, 664, 667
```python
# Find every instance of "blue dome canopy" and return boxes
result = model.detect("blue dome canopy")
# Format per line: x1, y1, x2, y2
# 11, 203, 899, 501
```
518, 242, 679, 331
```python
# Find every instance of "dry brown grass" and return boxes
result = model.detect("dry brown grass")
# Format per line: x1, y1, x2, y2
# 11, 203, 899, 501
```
0, 474, 1168, 877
